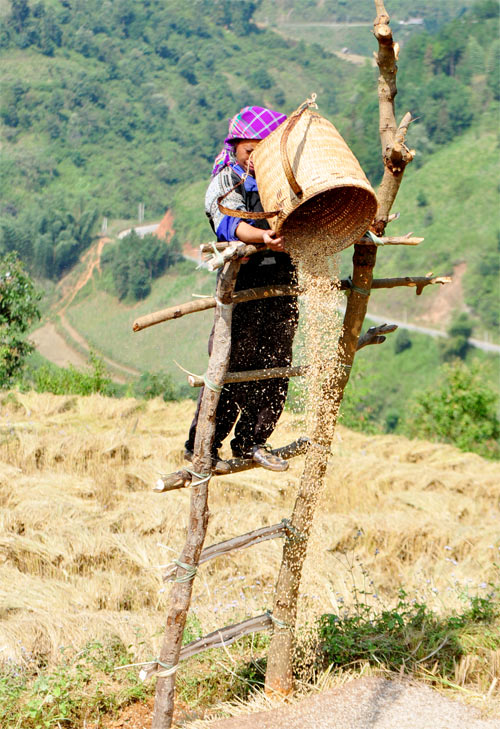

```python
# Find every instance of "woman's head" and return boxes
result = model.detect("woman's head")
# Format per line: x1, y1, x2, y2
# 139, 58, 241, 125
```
233, 138, 260, 174
212, 105, 287, 176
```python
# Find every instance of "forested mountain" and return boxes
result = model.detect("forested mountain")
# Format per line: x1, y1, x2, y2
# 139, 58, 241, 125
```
0, 0, 498, 332
0, 0, 357, 280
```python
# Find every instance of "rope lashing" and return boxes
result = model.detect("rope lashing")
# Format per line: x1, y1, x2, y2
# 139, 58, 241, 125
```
346, 276, 371, 298
203, 374, 223, 393
282, 518, 307, 543
265, 610, 292, 630
184, 467, 212, 487
173, 360, 224, 394
214, 296, 233, 310
363, 230, 385, 246
172, 559, 198, 583
156, 659, 179, 676
209, 241, 225, 268
115, 658, 179, 679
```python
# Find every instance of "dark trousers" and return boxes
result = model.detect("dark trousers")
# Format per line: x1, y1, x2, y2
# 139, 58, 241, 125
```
186, 253, 298, 457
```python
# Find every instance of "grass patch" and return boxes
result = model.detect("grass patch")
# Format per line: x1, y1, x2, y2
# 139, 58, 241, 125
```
64, 260, 214, 391
318, 588, 499, 679
0, 638, 152, 729
2, 590, 498, 727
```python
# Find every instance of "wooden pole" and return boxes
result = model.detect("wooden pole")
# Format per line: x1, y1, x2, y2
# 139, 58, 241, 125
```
264, 0, 414, 694
141, 614, 274, 682
151, 259, 240, 729
132, 285, 298, 332
132, 275, 449, 332
199, 233, 421, 254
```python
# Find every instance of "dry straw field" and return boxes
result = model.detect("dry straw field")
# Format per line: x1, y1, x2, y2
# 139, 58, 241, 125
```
1, 391, 499, 722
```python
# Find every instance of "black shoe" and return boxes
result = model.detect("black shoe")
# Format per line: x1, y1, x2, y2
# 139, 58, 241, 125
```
232, 444, 289, 472
184, 449, 231, 475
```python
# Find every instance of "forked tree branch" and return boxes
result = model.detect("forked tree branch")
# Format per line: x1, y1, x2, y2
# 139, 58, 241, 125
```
265, 0, 416, 695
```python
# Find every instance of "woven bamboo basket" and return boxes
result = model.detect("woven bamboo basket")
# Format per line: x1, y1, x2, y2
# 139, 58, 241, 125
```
252, 98, 378, 253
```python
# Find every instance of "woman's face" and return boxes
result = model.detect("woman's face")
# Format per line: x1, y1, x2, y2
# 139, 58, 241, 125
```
234, 139, 259, 175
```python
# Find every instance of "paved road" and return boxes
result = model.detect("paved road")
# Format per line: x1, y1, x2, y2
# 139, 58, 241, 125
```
117, 223, 160, 239
364, 311, 500, 355
115, 227, 500, 355
200, 676, 500, 729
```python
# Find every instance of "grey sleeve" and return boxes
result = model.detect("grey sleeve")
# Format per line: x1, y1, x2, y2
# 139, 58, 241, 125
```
205, 168, 246, 234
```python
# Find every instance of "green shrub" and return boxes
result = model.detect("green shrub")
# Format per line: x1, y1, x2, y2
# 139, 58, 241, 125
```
318, 586, 499, 674
131, 371, 179, 401
405, 361, 500, 458
27, 350, 114, 396
439, 312, 473, 362
394, 330, 412, 354
0, 253, 41, 387
0, 638, 149, 729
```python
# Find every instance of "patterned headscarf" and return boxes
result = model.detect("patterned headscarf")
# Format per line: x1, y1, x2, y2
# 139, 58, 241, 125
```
211, 105, 287, 176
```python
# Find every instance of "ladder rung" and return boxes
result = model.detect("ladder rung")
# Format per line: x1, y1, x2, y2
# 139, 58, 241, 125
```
163, 521, 289, 582
154, 437, 310, 493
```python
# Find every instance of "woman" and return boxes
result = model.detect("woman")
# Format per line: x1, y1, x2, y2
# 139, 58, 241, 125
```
185, 105, 298, 472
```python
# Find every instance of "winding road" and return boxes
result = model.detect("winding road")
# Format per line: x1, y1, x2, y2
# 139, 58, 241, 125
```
362, 311, 500, 355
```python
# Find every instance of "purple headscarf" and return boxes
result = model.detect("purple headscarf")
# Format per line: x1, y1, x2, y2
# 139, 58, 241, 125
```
211, 105, 287, 176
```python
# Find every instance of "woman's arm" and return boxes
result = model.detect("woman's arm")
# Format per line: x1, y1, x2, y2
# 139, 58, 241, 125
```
235, 221, 285, 252
206, 169, 285, 252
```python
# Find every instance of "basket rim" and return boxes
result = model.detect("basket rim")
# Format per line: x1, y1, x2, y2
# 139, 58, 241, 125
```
276, 183, 378, 224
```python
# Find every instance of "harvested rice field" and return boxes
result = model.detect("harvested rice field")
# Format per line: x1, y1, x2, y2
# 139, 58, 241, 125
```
0, 392, 499, 726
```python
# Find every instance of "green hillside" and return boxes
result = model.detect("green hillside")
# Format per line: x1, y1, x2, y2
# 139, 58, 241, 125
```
64, 259, 214, 393
2, 1, 498, 286
0, 0, 359, 278
59, 253, 499, 441
1, 0, 498, 436
363, 126, 500, 334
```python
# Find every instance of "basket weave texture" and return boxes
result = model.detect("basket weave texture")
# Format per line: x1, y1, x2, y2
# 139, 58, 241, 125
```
252, 110, 378, 253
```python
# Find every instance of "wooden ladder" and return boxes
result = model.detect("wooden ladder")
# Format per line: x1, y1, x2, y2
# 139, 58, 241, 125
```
127, 4, 450, 726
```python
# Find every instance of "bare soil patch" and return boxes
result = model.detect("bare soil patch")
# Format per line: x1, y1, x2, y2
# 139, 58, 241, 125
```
419, 261, 467, 327
30, 322, 88, 369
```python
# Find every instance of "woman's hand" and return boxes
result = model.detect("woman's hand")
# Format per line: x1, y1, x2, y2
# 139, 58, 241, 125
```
263, 230, 285, 253
235, 222, 286, 252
